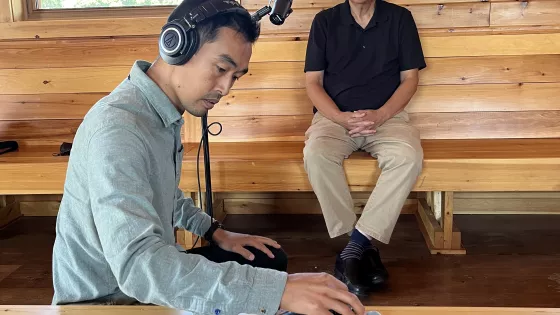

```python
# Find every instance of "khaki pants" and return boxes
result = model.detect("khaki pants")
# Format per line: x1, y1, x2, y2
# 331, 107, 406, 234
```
303, 110, 423, 244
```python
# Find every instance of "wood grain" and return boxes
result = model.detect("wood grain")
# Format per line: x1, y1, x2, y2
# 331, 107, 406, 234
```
226, 55, 560, 89
406, 83, 560, 113
412, 110, 560, 139
209, 83, 560, 117
207, 115, 310, 142
0, 94, 105, 120
0, 67, 129, 94
405, 2, 490, 29
207, 110, 560, 142
455, 198, 560, 215
421, 55, 560, 85
2, 140, 560, 194
0, 265, 20, 283
0, 37, 158, 69
1, 18, 559, 59
0, 120, 80, 143
225, 197, 417, 214
0, 17, 167, 40
2, 35, 559, 71
180, 155, 560, 192
491, 1, 560, 27
19, 201, 60, 216
420, 33, 560, 57
0, 3, 492, 40
3, 58, 560, 98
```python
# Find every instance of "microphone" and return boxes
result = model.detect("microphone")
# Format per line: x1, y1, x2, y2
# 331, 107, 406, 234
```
251, 0, 293, 25
269, 0, 293, 25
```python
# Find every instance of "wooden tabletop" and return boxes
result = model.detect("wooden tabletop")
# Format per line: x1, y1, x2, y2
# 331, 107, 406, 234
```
2, 306, 560, 315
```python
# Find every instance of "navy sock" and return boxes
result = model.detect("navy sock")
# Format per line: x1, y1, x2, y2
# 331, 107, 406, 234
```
340, 229, 371, 260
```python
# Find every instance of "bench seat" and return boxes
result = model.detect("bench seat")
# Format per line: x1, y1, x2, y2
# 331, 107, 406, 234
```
180, 138, 560, 193
2, 138, 560, 195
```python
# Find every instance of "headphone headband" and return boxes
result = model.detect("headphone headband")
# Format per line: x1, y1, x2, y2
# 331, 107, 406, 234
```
159, 0, 251, 65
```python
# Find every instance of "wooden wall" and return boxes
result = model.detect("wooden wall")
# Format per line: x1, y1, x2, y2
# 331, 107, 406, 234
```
1, 0, 560, 215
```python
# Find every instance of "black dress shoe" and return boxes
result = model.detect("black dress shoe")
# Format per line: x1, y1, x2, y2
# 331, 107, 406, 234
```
361, 247, 389, 289
334, 253, 371, 297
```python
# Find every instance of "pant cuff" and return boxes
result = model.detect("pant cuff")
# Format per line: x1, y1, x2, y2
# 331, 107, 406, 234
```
355, 222, 390, 244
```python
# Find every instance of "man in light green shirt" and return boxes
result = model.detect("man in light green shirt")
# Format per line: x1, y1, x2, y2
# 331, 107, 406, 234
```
51, 0, 365, 314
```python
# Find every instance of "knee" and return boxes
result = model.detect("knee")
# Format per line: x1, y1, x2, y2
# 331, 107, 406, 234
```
269, 246, 288, 272
303, 139, 343, 166
382, 144, 423, 173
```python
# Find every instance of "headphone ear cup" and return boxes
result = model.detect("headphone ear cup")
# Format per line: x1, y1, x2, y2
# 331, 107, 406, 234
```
181, 28, 199, 65
159, 22, 187, 65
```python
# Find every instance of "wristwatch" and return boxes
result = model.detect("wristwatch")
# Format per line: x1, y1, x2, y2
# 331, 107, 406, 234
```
203, 219, 224, 243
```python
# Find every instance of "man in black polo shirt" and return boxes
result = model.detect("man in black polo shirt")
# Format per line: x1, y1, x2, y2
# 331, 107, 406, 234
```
303, 0, 426, 296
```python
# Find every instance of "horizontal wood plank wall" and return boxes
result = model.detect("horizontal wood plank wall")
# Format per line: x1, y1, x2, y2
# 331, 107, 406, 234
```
0, 0, 559, 214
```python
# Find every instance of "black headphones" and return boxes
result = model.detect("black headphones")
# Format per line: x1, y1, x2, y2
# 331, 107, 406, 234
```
158, 0, 252, 65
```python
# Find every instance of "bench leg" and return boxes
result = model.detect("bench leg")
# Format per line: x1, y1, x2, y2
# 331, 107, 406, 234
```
176, 192, 227, 249
416, 191, 466, 255
0, 195, 22, 229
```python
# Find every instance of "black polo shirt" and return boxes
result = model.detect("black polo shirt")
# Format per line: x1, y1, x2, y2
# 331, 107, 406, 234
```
304, 0, 426, 113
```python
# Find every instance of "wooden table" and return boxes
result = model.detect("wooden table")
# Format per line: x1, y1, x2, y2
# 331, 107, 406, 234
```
2, 306, 560, 315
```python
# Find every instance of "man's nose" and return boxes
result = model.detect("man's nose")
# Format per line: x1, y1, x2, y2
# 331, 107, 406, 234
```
217, 76, 234, 96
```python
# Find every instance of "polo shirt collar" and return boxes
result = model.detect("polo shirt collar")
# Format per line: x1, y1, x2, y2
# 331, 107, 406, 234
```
341, 0, 389, 29
128, 60, 183, 128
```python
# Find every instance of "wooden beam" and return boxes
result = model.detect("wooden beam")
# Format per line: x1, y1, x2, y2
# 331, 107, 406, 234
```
416, 196, 465, 255
0, 195, 21, 229
442, 191, 454, 249
491, 1, 560, 27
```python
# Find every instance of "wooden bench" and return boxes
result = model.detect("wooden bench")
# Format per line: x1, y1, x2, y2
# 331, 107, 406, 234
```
2, 305, 560, 315
1, 0, 560, 254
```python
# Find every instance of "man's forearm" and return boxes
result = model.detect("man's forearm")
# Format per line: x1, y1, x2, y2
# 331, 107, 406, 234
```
306, 82, 341, 122
378, 76, 419, 121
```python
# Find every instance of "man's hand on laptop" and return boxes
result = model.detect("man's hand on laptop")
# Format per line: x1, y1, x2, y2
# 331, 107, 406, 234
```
280, 273, 366, 315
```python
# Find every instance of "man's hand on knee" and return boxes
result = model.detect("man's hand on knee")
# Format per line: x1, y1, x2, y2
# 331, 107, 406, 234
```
212, 229, 281, 261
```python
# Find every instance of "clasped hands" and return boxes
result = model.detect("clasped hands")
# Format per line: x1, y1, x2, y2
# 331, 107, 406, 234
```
335, 109, 388, 137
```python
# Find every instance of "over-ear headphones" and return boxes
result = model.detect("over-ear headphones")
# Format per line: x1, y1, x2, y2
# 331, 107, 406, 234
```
159, 0, 252, 65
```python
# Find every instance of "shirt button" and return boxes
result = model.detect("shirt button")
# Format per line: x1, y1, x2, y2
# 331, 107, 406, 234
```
363, 45, 366, 48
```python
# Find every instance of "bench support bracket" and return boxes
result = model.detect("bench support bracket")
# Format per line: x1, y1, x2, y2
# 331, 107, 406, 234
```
0, 195, 22, 229
416, 191, 466, 255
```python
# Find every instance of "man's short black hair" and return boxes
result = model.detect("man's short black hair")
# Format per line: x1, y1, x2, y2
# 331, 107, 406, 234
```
196, 11, 260, 48
168, 0, 260, 53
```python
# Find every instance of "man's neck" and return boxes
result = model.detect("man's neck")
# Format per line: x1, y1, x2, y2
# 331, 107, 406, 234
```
146, 59, 185, 115
349, 0, 375, 28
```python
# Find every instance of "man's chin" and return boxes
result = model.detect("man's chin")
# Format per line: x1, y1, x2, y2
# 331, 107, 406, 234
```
184, 106, 208, 118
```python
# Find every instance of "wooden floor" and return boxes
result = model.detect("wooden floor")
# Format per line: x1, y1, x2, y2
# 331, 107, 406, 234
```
1, 214, 560, 307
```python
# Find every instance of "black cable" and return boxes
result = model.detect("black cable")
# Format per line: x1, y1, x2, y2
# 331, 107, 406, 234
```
191, 119, 222, 250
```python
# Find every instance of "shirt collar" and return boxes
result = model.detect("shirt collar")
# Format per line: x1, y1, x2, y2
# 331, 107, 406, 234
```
341, 0, 389, 29
128, 60, 183, 128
